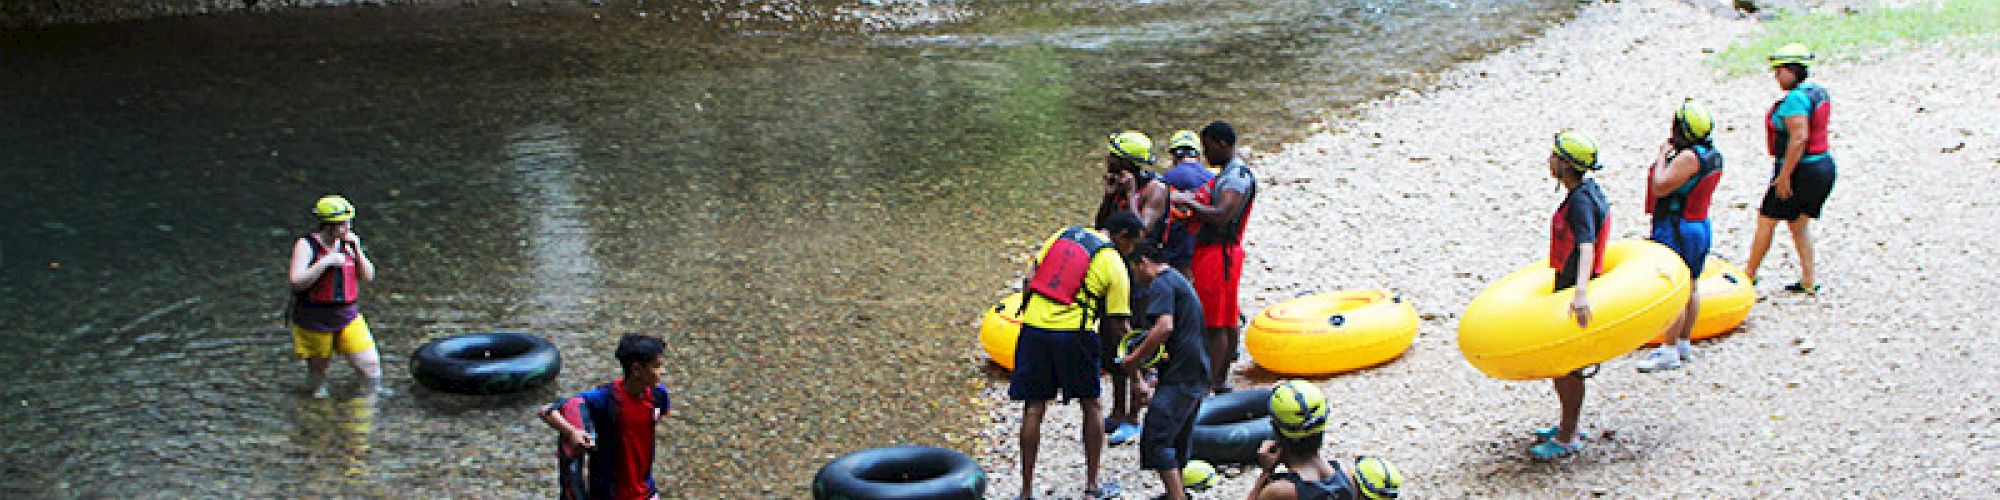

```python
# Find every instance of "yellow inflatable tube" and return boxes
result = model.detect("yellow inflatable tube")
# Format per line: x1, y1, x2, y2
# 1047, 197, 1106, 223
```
1245, 289, 1418, 376
1650, 257, 1757, 345
979, 293, 1026, 371
1458, 240, 1692, 380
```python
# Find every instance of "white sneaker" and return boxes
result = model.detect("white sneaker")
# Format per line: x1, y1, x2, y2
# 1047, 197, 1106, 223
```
1676, 344, 1695, 365
1636, 348, 1683, 373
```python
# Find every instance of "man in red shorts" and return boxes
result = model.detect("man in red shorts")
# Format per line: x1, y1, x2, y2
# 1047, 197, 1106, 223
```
1171, 121, 1256, 394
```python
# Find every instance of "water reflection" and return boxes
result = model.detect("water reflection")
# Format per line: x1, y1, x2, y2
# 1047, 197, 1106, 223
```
507, 123, 599, 329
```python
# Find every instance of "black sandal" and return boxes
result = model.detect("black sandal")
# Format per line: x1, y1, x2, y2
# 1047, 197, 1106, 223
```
1783, 282, 1821, 295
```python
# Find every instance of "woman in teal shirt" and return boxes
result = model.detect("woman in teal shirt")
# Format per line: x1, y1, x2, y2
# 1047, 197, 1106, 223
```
1744, 43, 1837, 294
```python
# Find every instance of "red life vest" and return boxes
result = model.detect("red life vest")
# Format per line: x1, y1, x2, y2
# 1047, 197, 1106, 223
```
303, 235, 360, 305
1765, 84, 1831, 157
1024, 227, 1111, 306
1018, 226, 1113, 330
1646, 145, 1724, 221
1549, 187, 1610, 278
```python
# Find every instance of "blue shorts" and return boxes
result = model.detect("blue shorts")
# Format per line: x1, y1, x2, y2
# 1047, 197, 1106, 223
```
1650, 218, 1712, 277
1009, 324, 1103, 401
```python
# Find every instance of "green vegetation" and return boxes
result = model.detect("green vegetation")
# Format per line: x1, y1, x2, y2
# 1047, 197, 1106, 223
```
1714, 0, 2000, 75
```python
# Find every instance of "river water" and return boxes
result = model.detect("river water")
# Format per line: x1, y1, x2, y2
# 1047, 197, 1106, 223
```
0, 0, 1573, 497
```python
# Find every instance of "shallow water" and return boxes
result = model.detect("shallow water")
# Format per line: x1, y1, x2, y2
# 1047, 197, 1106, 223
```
0, 0, 1572, 496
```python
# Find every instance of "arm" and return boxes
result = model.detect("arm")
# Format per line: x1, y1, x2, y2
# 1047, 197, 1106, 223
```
1095, 172, 1137, 226
538, 401, 595, 449
1120, 314, 1173, 373
348, 237, 377, 282
1247, 440, 1286, 500
1136, 183, 1169, 231
287, 238, 335, 291
1569, 241, 1595, 328
1178, 188, 1244, 226
1649, 150, 1702, 197
1774, 115, 1810, 198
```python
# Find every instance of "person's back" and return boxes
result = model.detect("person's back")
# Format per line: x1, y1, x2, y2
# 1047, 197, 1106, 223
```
1261, 460, 1357, 500
1009, 213, 1146, 499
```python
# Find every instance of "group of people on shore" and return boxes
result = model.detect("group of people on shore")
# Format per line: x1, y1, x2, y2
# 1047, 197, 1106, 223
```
1000, 41, 1841, 498
1007, 120, 1270, 500
1532, 42, 1838, 459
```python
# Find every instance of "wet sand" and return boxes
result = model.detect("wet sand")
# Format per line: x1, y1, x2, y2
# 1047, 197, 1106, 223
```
972, 0, 2000, 497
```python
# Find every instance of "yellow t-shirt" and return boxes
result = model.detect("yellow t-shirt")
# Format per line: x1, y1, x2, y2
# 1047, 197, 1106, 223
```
1018, 228, 1132, 331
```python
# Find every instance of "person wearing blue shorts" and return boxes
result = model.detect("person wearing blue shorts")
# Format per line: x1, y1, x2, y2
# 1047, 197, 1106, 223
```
1010, 211, 1147, 500
1638, 99, 1724, 373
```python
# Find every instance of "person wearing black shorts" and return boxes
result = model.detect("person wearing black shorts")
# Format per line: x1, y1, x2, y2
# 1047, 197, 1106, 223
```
1118, 243, 1211, 499
1745, 43, 1838, 295
1010, 212, 1147, 500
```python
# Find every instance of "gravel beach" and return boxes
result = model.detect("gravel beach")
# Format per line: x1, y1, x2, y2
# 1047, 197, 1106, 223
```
972, 0, 2000, 497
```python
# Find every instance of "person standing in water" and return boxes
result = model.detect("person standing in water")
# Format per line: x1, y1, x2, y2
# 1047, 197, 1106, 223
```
287, 195, 388, 398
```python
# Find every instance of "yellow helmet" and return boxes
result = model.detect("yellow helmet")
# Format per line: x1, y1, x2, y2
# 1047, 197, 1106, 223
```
1768, 43, 1814, 68
1181, 459, 1220, 491
1108, 131, 1156, 166
1551, 131, 1601, 172
1354, 455, 1404, 499
1674, 98, 1715, 143
1118, 330, 1167, 369
313, 195, 355, 223
1269, 380, 1330, 439
1167, 130, 1202, 157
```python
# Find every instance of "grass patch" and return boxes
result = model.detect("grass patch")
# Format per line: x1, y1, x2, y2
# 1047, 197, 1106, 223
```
1714, 0, 2000, 75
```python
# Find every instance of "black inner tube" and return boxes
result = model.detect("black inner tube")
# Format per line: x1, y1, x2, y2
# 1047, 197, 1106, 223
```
441, 336, 535, 360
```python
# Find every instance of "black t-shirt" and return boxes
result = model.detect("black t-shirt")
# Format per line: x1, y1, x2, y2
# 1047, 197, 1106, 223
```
1552, 179, 1609, 291
1134, 269, 1211, 385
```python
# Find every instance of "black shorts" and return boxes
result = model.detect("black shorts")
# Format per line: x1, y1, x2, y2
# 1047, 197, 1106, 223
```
1139, 382, 1206, 470
1009, 325, 1102, 401
1759, 156, 1837, 220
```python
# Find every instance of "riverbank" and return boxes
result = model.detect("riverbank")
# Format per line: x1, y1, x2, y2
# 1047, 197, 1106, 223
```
971, 0, 2000, 497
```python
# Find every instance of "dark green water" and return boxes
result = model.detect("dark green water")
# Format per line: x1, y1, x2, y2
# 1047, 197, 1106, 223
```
0, 0, 1573, 496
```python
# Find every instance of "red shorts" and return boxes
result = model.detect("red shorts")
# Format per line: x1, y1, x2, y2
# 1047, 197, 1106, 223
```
1189, 243, 1244, 328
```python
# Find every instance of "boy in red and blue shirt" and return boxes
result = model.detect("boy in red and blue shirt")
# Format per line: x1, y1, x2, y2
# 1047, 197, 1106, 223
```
540, 335, 673, 500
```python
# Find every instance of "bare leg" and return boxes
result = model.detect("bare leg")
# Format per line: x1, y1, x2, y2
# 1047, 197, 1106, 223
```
1018, 400, 1048, 499
1157, 468, 1188, 500
345, 348, 387, 394
1205, 327, 1230, 393
305, 357, 332, 398
1678, 283, 1700, 344
1110, 371, 1130, 425
1079, 398, 1105, 492
1553, 374, 1586, 443
1744, 216, 1780, 283
1788, 217, 1816, 288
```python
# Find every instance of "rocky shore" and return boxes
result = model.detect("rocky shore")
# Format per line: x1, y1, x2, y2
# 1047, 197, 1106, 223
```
972, 0, 2000, 497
